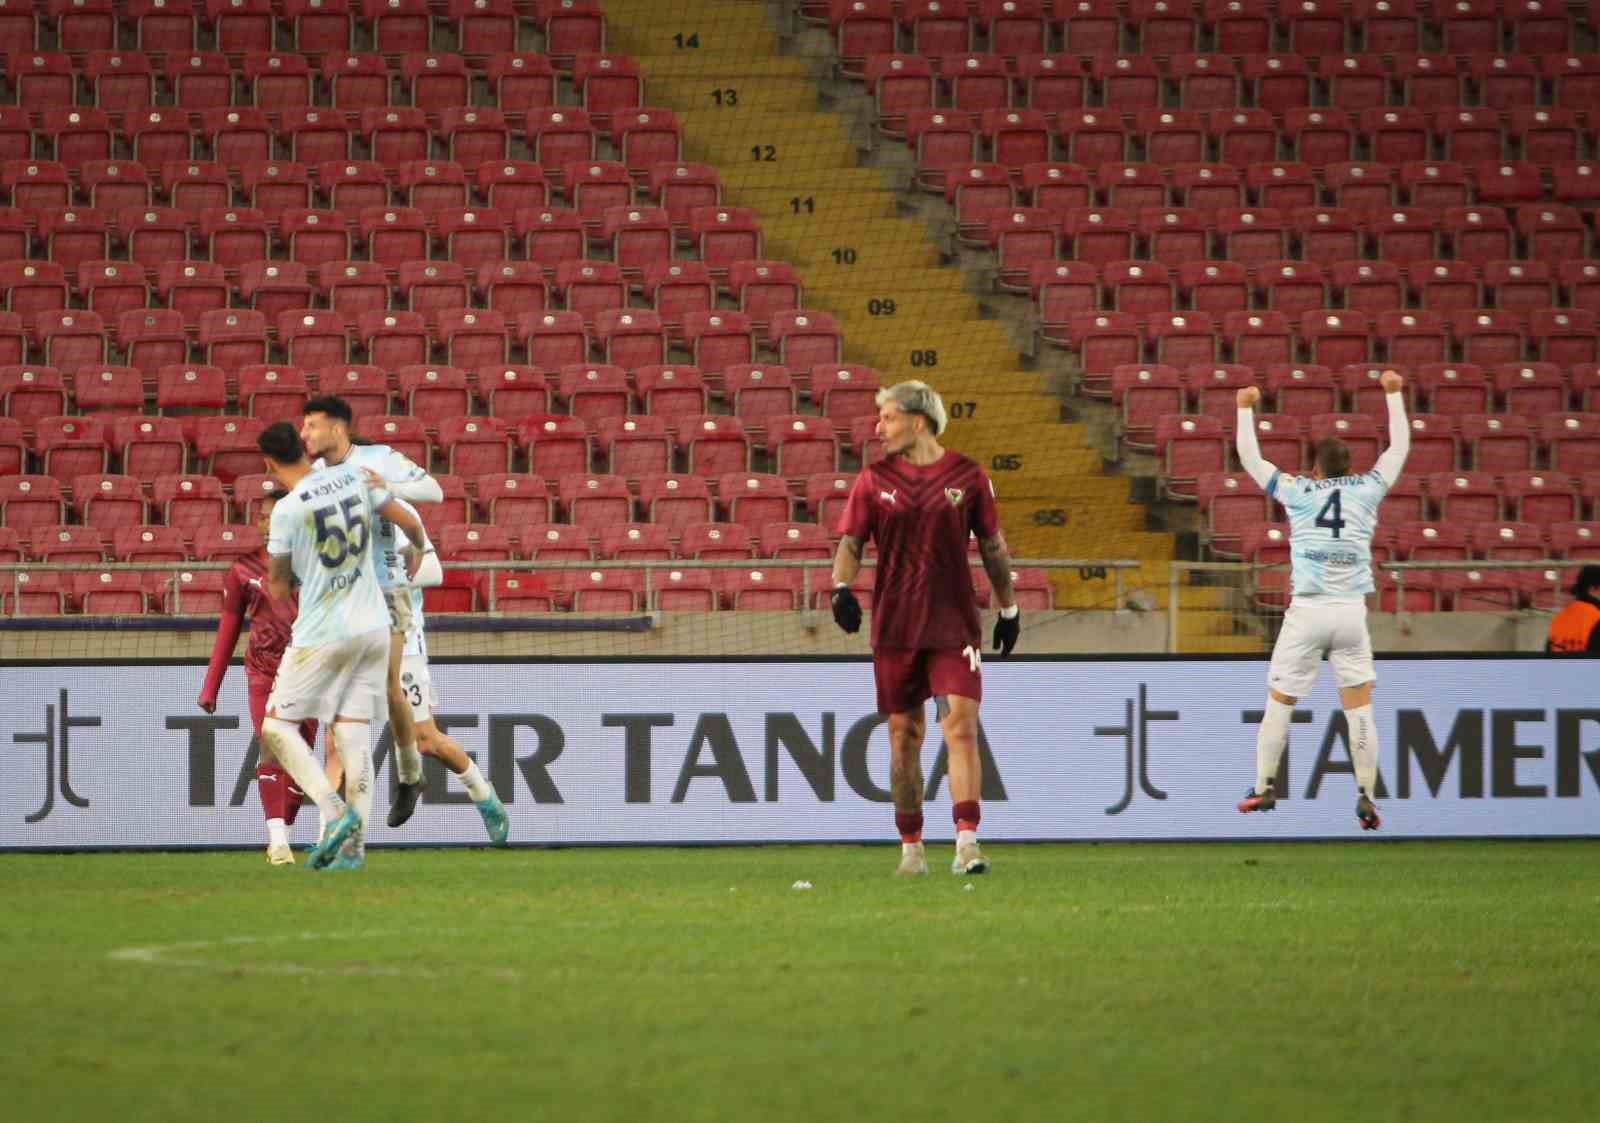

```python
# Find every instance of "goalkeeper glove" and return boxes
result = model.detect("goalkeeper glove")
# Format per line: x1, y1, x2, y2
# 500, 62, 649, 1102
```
993, 604, 1020, 656
831, 584, 862, 634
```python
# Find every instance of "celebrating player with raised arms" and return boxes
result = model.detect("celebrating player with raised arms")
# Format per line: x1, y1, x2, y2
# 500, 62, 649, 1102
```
255, 420, 429, 870
1234, 369, 1410, 830
196, 486, 313, 865
831, 381, 1020, 877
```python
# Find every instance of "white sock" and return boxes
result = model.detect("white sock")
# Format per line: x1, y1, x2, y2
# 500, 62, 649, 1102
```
266, 818, 288, 848
1256, 697, 1294, 795
457, 759, 493, 801
262, 718, 343, 821
332, 722, 374, 829
902, 840, 923, 854
395, 740, 423, 785
956, 828, 977, 849
1345, 704, 1379, 798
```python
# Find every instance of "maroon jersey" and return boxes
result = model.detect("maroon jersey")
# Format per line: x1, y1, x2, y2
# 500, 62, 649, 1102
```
198, 551, 300, 708
837, 450, 1001, 650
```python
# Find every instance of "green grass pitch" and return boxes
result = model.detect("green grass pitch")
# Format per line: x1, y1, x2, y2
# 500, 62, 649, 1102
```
3, 842, 1596, 1123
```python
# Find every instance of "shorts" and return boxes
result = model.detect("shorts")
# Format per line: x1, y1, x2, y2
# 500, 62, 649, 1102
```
248, 672, 317, 754
1268, 598, 1376, 699
385, 587, 414, 636
397, 652, 437, 724
266, 628, 390, 725
873, 645, 983, 716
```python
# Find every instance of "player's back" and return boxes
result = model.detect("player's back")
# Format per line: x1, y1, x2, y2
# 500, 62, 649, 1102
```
1276, 469, 1388, 598
269, 463, 388, 647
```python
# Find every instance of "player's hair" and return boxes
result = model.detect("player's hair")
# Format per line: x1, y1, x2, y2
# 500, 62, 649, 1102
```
302, 395, 353, 426
257, 421, 308, 465
1314, 437, 1352, 478
875, 380, 948, 436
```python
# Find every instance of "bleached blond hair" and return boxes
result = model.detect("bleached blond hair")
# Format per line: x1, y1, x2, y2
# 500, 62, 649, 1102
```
875, 380, 948, 436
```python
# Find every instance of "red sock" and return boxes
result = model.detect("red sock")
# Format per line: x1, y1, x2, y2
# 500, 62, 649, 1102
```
256, 764, 288, 821
953, 800, 980, 833
894, 811, 924, 844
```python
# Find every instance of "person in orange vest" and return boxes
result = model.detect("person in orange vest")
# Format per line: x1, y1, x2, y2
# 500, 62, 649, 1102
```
1547, 565, 1600, 655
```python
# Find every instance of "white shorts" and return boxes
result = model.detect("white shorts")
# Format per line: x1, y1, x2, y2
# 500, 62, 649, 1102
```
267, 628, 390, 725
398, 652, 437, 723
1267, 598, 1377, 698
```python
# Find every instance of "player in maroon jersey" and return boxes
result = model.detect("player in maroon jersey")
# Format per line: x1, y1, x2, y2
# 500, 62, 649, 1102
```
196, 487, 317, 866
831, 381, 1020, 877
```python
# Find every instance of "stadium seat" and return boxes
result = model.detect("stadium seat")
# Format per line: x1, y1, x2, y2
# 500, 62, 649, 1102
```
634, 364, 707, 424
153, 472, 227, 529
1457, 413, 1536, 471
1115, 364, 1185, 453
475, 473, 552, 526
1406, 260, 1480, 312
1543, 413, 1600, 472
238, 365, 311, 424
766, 415, 838, 477
232, 472, 285, 524
280, 209, 350, 270
1155, 415, 1227, 500
1022, 162, 1093, 217
437, 416, 512, 477
1426, 470, 1501, 522
153, 260, 226, 327
1502, 471, 1580, 524
32, 524, 107, 564
114, 525, 188, 563
112, 415, 186, 477
278, 309, 351, 370
191, 416, 269, 481
1139, 209, 1207, 267
359, 310, 429, 370
72, 365, 144, 415
487, 53, 556, 116
717, 566, 803, 612
1259, 261, 1328, 316
3, 570, 67, 615
597, 523, 673, 563
318, 260, 388, 319
1493, 361, 1568, 418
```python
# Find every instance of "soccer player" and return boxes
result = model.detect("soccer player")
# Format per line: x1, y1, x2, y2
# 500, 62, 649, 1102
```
255, 420, 429, 870
1234, 369, 1410, 830
196, 486, 314, 866
829, 380, 1020, 877
299, 398, 442, 822
320, 505, 511, 843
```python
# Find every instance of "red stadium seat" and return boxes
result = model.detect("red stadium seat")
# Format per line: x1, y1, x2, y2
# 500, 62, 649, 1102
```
475, 473, 552, 525
154, 363, 228, 416
634, 364, 707, 424
557, 362, 630, 424
1458, 412, 1536, 471
517, 414, 590, 478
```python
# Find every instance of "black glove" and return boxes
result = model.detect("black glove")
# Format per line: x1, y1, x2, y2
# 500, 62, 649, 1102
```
831, 585, 862, 634
993, 608, 1020, 656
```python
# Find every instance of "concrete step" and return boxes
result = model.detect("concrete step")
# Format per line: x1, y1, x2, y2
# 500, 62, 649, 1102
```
678, 111, 859, 171
646, 75, 819, 114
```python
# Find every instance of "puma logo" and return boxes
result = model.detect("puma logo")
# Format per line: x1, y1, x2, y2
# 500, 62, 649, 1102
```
879, 489, 897, 505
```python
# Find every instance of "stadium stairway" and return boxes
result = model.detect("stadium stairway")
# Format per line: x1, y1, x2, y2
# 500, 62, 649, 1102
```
606, 0, 1250, 643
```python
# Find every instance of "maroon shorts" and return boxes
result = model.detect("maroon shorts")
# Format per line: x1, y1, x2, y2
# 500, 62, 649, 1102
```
248, 673, 318, 750
872, 646, 983, 715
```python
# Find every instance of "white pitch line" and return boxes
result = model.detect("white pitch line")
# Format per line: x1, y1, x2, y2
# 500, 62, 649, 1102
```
107, 931, 521, 980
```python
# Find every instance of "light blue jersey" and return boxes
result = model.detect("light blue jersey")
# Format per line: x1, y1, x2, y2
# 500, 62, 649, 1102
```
267, 463, 392, 648
313, 443, 430, 589
1237, 391, 1410, 602
1269, 468, 1391, 599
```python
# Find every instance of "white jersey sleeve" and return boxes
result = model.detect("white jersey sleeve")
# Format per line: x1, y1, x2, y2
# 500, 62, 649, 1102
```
1277, 469, 1391, 599
269, 464, 390, 647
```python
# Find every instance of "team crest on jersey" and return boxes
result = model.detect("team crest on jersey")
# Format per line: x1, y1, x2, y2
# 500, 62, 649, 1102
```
944, 486, 965, 506
401, 671, 414, 685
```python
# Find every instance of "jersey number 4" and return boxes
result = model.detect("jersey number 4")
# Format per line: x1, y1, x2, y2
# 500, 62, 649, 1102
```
313, 495, 370, 568
1315, 489, 1345, 539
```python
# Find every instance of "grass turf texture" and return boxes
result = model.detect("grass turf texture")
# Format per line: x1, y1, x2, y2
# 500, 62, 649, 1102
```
2, 842, 1596, 1123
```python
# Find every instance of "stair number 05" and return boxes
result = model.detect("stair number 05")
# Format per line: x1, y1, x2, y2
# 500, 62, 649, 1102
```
1315, 489, 1345, 538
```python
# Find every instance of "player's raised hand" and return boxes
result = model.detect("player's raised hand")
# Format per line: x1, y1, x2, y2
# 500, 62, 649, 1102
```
197, 696, 216, 714
1381, 369, 1404, 393
830, 585, 862, 634
1236, 385, 1261, 409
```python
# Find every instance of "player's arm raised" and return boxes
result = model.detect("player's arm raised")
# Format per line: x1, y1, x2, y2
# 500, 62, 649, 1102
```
1372, 369, 1411, 486
1234, 385, 1283, 494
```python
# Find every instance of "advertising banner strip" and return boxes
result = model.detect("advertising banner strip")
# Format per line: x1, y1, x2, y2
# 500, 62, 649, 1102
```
2, 659, 1597, 847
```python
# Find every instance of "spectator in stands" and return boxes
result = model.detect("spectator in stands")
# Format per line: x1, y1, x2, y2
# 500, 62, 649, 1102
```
1546, 565, 1600, 655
